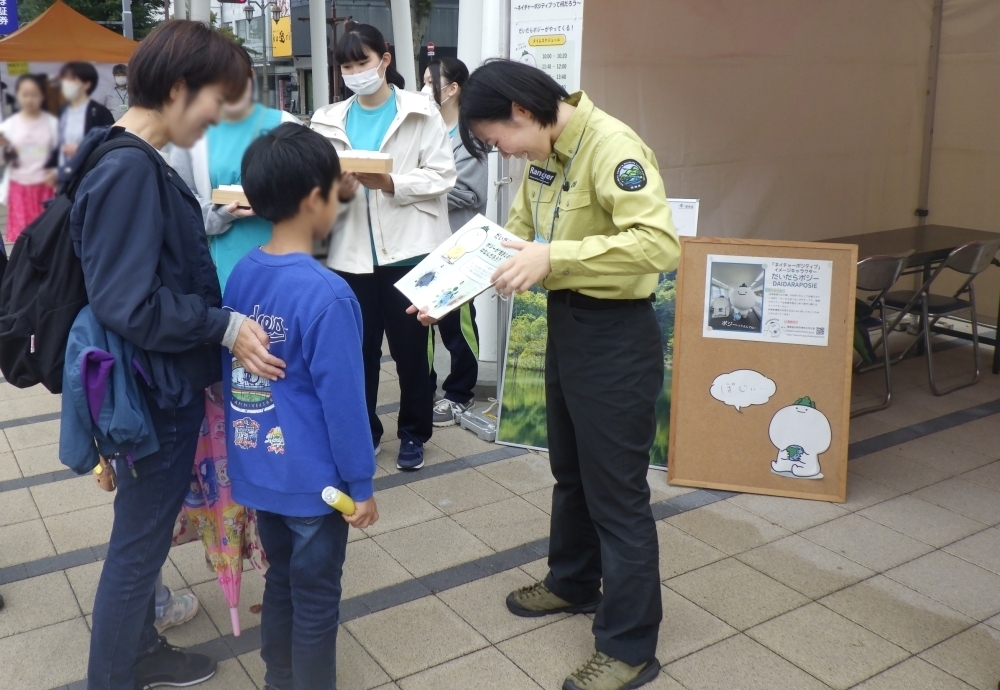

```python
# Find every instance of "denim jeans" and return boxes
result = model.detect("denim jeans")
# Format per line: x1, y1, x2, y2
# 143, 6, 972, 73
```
87, 394, 205, 690
257, 510, 350, 690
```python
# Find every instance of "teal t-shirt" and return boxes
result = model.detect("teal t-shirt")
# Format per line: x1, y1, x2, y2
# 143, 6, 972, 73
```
208, 103, 284, 291
345, 90, 424, 268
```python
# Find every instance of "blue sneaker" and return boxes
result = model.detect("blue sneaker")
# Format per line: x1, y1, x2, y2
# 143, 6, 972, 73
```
396, 439, 424, 471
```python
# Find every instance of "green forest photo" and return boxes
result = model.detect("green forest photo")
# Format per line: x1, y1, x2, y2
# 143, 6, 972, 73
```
496, 273, 676, 467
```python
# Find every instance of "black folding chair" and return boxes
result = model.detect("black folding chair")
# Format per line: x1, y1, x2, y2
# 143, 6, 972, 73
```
851, 251, 913, 417
883, 239, 1000, 396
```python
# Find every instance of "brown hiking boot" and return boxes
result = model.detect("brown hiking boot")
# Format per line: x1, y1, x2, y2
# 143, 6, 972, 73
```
505, 581, 601, 618
563, 653, 661, 690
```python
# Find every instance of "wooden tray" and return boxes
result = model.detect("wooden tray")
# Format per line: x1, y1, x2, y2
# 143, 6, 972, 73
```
339, 152, 393, 174
211, 188, 250, 207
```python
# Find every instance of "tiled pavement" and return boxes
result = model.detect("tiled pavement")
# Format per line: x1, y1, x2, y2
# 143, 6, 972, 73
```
2, 341, 1000, 688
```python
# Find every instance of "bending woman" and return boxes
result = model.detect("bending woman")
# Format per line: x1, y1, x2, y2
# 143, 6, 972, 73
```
414, 59, 680, 690
311, 23, 456, 472
74, 22, 284, 690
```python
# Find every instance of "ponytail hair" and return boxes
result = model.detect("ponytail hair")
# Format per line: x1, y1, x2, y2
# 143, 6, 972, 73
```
335, 22, 406, 90
427, 56, 469, 106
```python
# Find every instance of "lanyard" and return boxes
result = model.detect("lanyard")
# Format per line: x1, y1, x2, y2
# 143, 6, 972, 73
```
115, 88, 127, 105
533, 127, 587, 244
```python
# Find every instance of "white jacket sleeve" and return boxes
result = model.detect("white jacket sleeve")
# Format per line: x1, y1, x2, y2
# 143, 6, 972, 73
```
387, 111, 457, 206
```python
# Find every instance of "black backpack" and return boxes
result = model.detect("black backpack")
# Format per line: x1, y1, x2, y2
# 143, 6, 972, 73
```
0, 137, 152, 393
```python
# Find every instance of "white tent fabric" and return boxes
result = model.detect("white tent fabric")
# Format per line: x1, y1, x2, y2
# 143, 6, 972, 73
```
929, 0, 999, 232
581, 0, 998, 316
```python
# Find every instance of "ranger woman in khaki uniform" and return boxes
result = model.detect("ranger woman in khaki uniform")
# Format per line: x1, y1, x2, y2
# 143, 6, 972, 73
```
411, 60, 680, 690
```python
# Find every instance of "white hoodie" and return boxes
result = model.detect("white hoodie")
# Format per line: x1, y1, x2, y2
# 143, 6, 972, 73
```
311, 88, 457, 274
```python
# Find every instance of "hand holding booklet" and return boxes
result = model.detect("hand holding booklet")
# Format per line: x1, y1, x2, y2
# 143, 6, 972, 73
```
395, 214, 521, 320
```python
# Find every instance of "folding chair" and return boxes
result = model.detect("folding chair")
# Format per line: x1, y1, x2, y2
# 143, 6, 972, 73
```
851, 251, 913, 417
883, 239, 1000, 396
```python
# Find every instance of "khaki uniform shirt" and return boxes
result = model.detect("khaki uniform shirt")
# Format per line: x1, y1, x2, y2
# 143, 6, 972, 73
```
506, 91, 681, 299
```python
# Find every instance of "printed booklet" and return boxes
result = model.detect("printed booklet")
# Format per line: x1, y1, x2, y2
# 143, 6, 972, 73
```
394, 214, 520, 319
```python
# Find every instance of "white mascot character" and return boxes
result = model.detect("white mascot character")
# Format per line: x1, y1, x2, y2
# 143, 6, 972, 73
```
730, 283, 757, 319
768, 396, 831, 479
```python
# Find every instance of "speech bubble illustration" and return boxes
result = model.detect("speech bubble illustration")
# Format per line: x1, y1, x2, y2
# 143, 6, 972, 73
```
710, 370, 776, 412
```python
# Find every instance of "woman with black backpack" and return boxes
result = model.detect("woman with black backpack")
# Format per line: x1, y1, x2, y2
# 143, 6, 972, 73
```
68, 22, 286, 690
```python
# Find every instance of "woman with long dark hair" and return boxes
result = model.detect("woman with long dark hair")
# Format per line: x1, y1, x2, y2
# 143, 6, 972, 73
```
311, 23, 455, 472
74, 21, 285, 690
412, 59, 680, 690
421, 57, 487, 426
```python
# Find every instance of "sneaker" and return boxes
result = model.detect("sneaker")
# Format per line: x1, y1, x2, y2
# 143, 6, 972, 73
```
432, 398, 474, 427
563, 653, 661, 690
154, 590, 200, 634
396, 439, 424, 471
374, 442, 382, 457
134, 636, 216, 689
506, 581, 601, 618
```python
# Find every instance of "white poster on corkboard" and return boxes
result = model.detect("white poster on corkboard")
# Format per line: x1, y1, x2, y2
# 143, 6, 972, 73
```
668, 237, 857, 503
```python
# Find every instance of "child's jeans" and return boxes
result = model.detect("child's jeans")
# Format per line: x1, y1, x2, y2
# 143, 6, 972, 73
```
257, 510, 350, 690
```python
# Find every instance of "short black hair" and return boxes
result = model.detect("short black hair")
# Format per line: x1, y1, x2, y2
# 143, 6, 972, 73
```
127, 21, 250, 109
242, 123, 341, 224
60, 62, 99, 95
459, 59, 570, 161
112, 64, 127, 76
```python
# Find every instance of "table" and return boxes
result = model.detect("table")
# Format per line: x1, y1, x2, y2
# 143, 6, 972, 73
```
824, 224, 1000, 373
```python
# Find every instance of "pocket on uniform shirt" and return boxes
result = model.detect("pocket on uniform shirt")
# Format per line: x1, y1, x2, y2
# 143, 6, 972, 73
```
558, 190, 592, 213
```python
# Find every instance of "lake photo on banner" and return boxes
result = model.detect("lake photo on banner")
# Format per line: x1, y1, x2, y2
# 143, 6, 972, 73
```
496, 273, 676, 467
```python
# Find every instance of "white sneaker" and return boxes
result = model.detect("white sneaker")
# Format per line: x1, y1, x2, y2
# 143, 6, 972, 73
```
374, 443, 382, 456
433, 399, 474, 427
154, 590, 200, 633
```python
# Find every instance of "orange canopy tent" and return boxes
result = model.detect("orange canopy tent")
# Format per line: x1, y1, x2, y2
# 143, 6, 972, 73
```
0, 1, 137, 62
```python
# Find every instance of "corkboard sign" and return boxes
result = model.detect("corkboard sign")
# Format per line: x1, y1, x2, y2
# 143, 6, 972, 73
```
667, 237, 858, 502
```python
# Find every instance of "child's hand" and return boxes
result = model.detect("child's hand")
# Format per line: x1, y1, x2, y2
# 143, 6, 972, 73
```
406, 305, 438, 327
344, 497, 379, 529
338, 173, 360, 201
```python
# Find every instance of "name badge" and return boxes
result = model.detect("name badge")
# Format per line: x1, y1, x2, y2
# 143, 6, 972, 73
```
528, 165, 556, 186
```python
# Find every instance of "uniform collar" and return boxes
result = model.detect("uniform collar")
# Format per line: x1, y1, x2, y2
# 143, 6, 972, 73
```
552, 91, 593, 162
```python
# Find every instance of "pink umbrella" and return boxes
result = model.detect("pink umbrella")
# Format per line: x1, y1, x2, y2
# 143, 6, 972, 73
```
178, 387, 260, 636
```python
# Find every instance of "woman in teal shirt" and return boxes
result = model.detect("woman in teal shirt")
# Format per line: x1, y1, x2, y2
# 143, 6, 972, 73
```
172, 62, 301, 290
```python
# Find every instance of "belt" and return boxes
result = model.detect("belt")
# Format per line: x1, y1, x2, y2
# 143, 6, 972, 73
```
547, 289, 654, 310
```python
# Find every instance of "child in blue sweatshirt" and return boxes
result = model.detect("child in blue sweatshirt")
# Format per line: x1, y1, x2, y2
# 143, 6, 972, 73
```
224, 123, 378, 690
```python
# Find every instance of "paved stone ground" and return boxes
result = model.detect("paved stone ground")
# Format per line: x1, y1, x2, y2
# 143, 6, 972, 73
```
2, 328, 1000, 688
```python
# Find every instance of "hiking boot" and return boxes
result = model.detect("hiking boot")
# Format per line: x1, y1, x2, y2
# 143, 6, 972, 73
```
154, 590, 200, 634
563, 653, 661, 690
432, 398, 474, 427
134, 636, 216, 689
396, 439, 424, 471
506, 581, 601, 618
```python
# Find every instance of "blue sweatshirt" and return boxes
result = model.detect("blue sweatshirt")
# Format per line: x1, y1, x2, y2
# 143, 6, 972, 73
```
222, 248, 375, 517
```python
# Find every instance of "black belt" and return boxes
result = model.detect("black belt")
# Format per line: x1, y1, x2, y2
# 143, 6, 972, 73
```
548, 289, 654, 310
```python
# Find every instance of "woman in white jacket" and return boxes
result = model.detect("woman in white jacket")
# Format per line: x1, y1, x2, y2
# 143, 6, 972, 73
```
311, 23, 456, 471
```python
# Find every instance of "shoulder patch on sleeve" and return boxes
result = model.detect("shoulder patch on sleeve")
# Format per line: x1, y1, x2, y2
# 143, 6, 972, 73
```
614, 159, 647, 191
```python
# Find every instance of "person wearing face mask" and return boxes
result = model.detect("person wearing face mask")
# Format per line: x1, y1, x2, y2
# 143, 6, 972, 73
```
171, 51, 302, 292
311, 23, 456, 472
69, 22, 286, 690
104, 64, 130, 122
50, 62, 115, 169
421, 57, 487, 426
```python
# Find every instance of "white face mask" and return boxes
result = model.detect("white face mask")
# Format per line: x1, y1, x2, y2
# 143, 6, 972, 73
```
115, 76, 127, 88
420, 83, 452, 107
61, 80, 84, 102
343, 59, 386, 96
